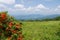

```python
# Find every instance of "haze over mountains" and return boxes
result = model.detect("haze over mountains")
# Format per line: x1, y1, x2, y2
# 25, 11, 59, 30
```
10, 13, 60, 20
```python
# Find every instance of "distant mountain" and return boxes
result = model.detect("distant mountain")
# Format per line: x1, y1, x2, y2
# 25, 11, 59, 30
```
44, 14, 60, 19
11, 14, 60, 20
13, 14, 45, 20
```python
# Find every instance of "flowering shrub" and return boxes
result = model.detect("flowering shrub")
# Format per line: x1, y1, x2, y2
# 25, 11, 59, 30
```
0, 11, 23, 40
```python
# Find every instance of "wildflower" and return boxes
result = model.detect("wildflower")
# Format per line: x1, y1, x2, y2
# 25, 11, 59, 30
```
1, 13, 7, 20
15, 24, 21, 29
0, 26, 3, 28
6, 27, 11, 31
0, 11, 23, 40
17, 37, 22, 40
7, 37, 12, 40
9, 21, 13, 28
0, 32, 2, 35
17, 34, 23, 40
12, 30, 17, 34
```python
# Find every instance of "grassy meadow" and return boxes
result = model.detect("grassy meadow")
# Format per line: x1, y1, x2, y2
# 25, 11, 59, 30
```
22, 21, 60, 40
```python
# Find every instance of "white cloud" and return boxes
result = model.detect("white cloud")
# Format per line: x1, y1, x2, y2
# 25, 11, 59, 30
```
36, 4, 47, 9
0, 3, 60, 15
14, 4, 49, 10
8, 4, 51, 15
0, 4, 6, 8
26, 4, 50, 14
8, 4, 49, 13
34, 4, 49, 11
26, 7, 34, 12
54, 5, 60, 12
0, 0, 15, 4
14, 4, 26, 11
0, 4, 8, 11
14, 4, 24, 8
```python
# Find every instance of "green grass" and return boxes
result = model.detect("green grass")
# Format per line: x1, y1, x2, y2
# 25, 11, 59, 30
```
22, 21, 60, 40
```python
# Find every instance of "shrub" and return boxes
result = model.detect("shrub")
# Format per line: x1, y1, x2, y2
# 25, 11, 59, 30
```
0, 11, 23, 40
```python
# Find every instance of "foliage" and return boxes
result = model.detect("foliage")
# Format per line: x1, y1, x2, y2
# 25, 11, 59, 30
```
0, 11, 23, 40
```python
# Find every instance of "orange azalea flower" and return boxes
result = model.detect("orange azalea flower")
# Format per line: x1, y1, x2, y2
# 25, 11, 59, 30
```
17, 37, 22, 40
12, 30, 17, 34
1, 13, 7, 20
0, 26, 3, 28
0, 12, 23, 40
7, 37, 12, 40
16, 24, 21, 29
18, 32, 22, 34
6, 27, 11, 31
0, 32, 2, 35
17, 34, 23, 40
9, 22, 13, 28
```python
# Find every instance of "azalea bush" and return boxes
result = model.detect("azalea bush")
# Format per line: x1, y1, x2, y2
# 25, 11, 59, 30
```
0, 11, 23, 40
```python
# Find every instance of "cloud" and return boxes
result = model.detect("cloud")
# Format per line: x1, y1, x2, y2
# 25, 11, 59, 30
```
14, 4, 24, 8
0, 4, 7, 8
14, 4, 26, 11
0, 3, 60, 15
36, 4, 47, 9
8, 4, 51, 15
12, 4, 60, 15
26, 4, 48, 12
34, 4, 49, 11
0, 4, 50, 13
0, 4, 8, 11
25, 4, 50, 13
54, 5, 60, 12
8, 4, 26, 15
0, 0, 15, 4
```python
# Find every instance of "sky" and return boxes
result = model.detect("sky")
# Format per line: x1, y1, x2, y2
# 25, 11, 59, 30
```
0, 0, 60, 15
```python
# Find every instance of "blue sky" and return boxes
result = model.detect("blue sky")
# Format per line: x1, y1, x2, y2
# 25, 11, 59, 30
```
0, 0, 60, 15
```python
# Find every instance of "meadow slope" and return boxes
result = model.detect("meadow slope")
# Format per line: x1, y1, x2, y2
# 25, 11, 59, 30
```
22, 21, 60, 40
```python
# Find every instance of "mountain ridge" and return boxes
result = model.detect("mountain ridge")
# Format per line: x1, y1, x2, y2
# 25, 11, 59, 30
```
11, 14, 60, 20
